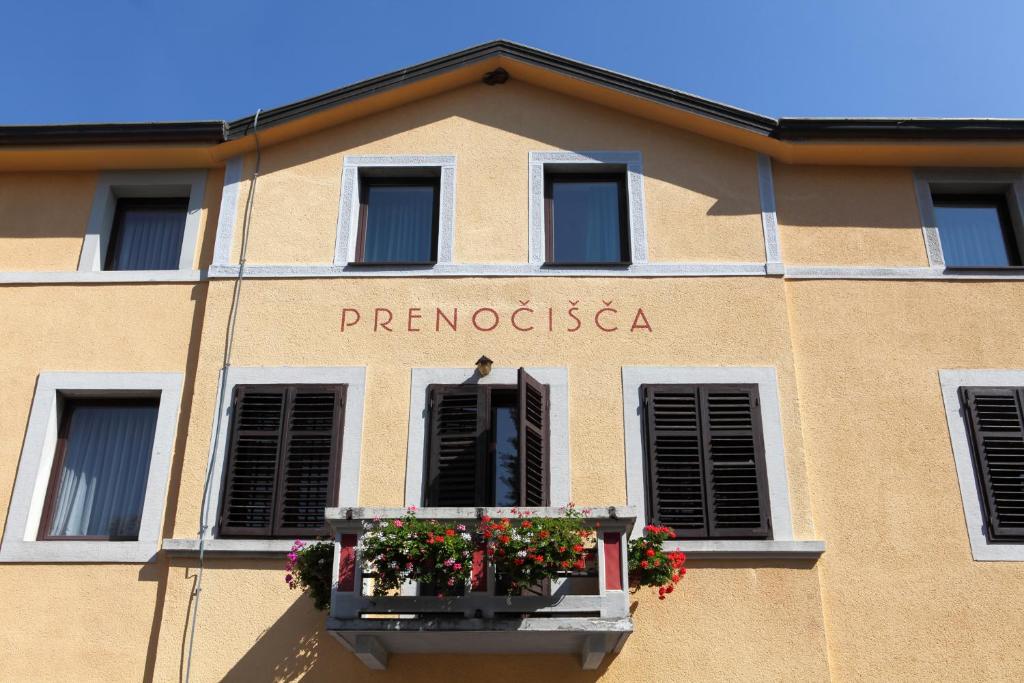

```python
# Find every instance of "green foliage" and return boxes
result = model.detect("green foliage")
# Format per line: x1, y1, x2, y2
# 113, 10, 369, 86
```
285, 540, 334, 611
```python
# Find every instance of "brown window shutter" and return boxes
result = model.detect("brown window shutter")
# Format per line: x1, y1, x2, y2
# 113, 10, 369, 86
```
517, 368, 550, 506
219, 386, 288, 537
642, 385, 708, 537
273, 386, 346, 537
426, 385, 486, 506
700, 385, 770, 538
960, 387, 1024, 541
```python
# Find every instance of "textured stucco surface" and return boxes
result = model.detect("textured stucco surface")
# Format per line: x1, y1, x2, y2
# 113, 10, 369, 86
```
788, 280, 1024, 681
0, 171, 97, 270
774, 164, 929, 267
232, 80, 766, 266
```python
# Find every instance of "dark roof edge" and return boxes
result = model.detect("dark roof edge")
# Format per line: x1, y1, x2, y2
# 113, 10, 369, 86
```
775, 118, 1024, 141
2, 42, 1024, 147
0, 121, 227, 147
224, 40, 779, 139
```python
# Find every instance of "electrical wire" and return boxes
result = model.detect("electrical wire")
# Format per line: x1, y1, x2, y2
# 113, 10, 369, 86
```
184, 108, 262, 683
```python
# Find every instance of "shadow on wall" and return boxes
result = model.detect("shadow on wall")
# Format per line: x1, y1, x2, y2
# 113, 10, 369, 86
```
221, 596, 616, 683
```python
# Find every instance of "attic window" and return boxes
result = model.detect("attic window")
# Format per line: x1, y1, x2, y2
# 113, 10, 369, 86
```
544, 172, 630, 266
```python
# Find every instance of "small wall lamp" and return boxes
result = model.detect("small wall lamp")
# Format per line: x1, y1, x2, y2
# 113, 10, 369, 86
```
475, 355, 494, 377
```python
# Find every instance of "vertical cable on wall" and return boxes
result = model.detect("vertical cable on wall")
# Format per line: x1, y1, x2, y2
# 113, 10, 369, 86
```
184, 109, 263, 683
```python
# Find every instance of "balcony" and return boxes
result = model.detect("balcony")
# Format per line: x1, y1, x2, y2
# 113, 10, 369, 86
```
325, 506, 636, 670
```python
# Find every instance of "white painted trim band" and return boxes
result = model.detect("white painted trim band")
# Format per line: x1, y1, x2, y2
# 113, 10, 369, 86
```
665, 539, 824, 559
212, 156, 243, 266
208, 262, 768, 279
784, 266, 1024, 280
163, 538, 296, 557
757, 154, 783, 273
0, 270, 204, 284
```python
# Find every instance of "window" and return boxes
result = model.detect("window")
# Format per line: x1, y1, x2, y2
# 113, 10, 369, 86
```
355, 177, 440, 264
39, 398, 159, 540
958, 387, 1024, 542
544, 173, 630, 265
218, 384, 345, 538
0, 372, 182, 563
105, 198, 189, 271
933, 194, 1021, 268
79, 170, 206, 274
425, 369, 548, 507
641, 384, 770, 539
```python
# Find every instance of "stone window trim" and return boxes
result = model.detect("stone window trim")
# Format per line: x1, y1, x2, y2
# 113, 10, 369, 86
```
528, 151, 648, 267
913, 169, 1024, 270
404, 367, 570, 507
622, 366, 824, 559
939, 369, 1024, 561
334, 155, 456, 268
78, 169, 207, 274
0, 372, 183, 563
192, 366, 366, 549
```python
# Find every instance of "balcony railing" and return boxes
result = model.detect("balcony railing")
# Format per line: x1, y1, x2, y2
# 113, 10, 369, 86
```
325, 506, 636, 670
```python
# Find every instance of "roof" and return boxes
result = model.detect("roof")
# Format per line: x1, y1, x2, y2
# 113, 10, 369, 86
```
2, 40, 1023, 147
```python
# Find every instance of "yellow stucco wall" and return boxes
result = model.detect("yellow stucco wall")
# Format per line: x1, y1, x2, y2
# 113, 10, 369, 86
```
232, 80, 766, 266
774, 164, 929, 267
0, 171, 97, 271
787, 280, 1024, 680
3, 80, 1024, 682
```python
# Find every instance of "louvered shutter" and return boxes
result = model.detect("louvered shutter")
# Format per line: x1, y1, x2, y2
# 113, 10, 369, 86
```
220, 384, 345, 538
273, 386, 345, 537
960, 387, 1024, 540
220, 386, 287, 536
699, 385, 770, 538
643, 384, 770, 539
643, 386, 707, 537
517, 368, 549, 506
426, 385, 486, 506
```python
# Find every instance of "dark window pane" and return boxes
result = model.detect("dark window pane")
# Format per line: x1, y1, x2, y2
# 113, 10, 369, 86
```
46, 400, 159, 540
933, 195, 1020, 267
361, 184, 437, 263
106, 199, 188, 270
492, 404, 520, 506
550, 179, 626, 263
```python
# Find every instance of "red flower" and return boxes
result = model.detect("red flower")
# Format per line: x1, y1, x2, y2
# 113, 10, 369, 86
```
640, 560, 649, 569
445, 528, 455, 537
499, 535, 510, 544
561, 561, 570, 568
645, 548, 655, 557
481, 515, 491, 523
522, 520, 532, 529
573, 544, 584, 553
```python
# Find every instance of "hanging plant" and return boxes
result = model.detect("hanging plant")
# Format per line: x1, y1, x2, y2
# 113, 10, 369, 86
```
627, 524, 687, 600
360, 508, 475, 596
479, 505, 593, 595
285, 540, 334, 611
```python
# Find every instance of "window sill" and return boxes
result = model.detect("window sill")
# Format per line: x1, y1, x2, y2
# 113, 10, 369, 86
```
345, 261, 438, 268
0, 269, 203, 284
664, 539, 825, 559
541, 261, 632, 268
162, 538, 299, 558
0, 539, 159, 563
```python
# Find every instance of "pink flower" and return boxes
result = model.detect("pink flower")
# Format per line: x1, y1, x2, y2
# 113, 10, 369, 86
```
453, 563, 462, 570
287, 552, 297, 562
393, 519, 403, 528
456, 524, 466, 532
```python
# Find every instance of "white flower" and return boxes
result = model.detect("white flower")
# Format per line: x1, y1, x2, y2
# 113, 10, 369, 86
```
461, 533, 472, 542
516, 550, 527, 558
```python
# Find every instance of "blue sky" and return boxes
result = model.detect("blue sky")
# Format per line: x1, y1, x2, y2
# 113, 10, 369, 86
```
1, 0, 1021, 124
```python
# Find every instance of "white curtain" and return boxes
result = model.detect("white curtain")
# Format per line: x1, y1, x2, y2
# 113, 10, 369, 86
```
364, 186, 434, 262
111, 206, 186, 270
48, 402, 158, 539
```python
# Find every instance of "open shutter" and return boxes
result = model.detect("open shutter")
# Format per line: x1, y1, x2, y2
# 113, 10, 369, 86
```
220, 386, 287, 537
961, 387, 1024, 540
643, 385, 708, 537
426, 385, 486, 506
700, 385, 770, 539
273, 386, 345, 537
517, 368, 549, 506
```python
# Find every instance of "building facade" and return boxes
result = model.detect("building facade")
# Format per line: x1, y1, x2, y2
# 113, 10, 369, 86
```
1, 42, 1023, 681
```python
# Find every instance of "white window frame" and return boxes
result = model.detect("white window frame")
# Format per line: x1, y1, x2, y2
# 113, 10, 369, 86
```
913, 169, 1024, 270
939, 369, 1024, 561
78, 169, 207, 274
622, 366, 823, 558
404, 367, 570, 507
0, 372, 183, 563
528, 151, 649, 267
173, 366, 366, 555
334, 155, 456, 268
